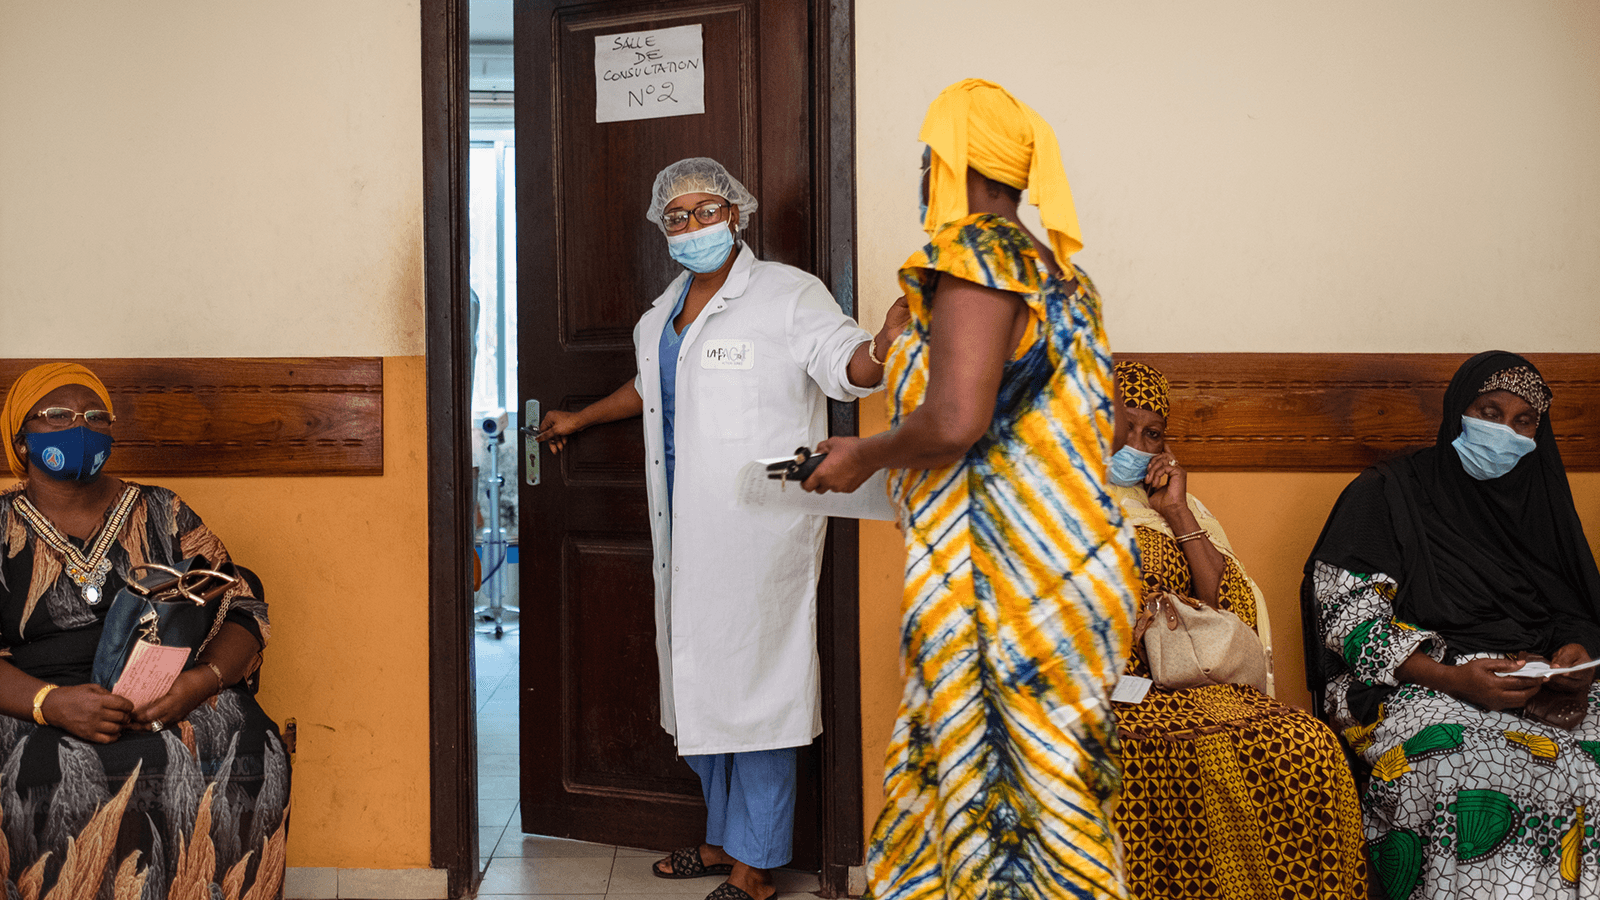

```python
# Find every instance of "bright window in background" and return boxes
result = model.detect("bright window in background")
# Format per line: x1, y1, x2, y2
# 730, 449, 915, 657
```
468, 135, 517, 422
469, 110, 518, 546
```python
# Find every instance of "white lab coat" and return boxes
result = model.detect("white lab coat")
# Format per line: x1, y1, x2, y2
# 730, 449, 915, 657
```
632, 244, 877, 755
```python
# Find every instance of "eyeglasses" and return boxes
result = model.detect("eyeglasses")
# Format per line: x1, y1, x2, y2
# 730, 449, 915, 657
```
662, 201, 730, 233
30, 407, 115, 428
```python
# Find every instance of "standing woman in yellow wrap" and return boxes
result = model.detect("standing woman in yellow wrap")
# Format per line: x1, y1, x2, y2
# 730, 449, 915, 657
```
804, 80, 1141, 900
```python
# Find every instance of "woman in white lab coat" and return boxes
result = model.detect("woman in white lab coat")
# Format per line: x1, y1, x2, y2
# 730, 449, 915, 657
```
538, 158, 906, 900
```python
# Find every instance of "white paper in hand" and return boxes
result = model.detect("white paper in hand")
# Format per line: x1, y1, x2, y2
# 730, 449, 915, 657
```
735, 457, 896, 521
112, 641, 190, 708
1495, 657, 1600, 678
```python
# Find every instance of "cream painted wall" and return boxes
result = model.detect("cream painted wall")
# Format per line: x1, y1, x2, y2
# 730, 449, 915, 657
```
855, 0, 1600, 353
0, 1, 424, 358
0, 0, 433, 871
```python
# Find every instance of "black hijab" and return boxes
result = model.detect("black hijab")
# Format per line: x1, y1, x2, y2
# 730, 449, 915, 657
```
1303, 352, 1600, 713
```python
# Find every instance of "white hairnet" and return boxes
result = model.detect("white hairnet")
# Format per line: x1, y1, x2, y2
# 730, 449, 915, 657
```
646, 157, 758, 232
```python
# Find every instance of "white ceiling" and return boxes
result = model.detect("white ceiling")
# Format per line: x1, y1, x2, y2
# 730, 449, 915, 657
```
471, 0, 513, 44
470, 0, 514, 93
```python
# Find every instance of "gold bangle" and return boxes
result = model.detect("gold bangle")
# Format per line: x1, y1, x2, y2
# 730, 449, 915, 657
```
205, 662, 227, 695
1174, 529, 1209, 545
32, 684, 59, 726
866, 338, 886, 367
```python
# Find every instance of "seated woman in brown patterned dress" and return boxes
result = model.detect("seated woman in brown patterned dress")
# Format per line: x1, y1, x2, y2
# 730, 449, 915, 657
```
1107, 360, 1367, 900
0, 363, 289, 900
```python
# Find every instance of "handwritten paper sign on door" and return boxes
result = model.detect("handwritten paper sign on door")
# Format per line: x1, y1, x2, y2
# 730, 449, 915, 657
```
594, 24, 705, 123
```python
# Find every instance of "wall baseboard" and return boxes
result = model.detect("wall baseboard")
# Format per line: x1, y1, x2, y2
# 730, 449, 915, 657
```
284, 867, 449, 900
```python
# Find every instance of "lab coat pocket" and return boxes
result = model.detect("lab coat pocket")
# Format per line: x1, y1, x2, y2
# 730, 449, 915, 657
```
694, 368, 758, 442
749, 506, 808, 537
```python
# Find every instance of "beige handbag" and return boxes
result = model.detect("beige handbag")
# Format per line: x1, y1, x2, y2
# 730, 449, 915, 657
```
1136, 591, 1270, 694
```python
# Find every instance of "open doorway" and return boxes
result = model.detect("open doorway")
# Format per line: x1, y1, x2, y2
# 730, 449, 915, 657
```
467, 0, 525, 871
428, 0, 864, 895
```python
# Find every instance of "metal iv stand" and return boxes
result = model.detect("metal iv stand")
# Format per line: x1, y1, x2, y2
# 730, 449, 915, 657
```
475, 427, 519, 638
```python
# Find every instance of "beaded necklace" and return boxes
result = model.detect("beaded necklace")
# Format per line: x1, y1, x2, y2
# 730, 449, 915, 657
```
12, 486, 141, 605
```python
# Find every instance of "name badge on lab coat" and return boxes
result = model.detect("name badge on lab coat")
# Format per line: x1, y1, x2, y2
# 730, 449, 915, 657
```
701, 340, 754, 369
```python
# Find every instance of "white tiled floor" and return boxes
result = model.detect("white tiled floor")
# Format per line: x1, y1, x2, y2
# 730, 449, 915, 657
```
472, 626, 821, 900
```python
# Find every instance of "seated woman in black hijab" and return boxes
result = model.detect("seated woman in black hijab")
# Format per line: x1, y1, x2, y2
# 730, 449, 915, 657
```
1304, 351, 1600, 900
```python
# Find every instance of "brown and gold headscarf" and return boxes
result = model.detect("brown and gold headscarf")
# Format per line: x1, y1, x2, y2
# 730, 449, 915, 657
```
1114, 360, 1170, 419
1477, 365, 1552, 417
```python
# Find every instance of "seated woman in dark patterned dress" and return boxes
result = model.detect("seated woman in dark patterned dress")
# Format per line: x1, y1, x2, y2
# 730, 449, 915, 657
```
1108, 360, 1367, 900
0, 362, 289, 900
1305, 351, 1600, 899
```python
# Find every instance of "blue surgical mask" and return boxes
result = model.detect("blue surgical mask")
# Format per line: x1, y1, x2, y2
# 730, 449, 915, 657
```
24, 427, 114, 482
1452, 414, 1536, 481
667, 224, 736, 274
919, 146, 931, 227
1108, 445, 1155, 487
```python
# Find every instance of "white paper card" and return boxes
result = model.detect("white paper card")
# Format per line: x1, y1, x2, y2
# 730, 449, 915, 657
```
594, 25, 705, 123
113, 641, 190, 709
735, 457, 896, 521
701, 339, 754, 369
1496, 657, 1600, 678
1111, 675, 1153, 704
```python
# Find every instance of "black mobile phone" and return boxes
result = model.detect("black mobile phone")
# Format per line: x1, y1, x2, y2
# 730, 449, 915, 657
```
766, 447, 827, 482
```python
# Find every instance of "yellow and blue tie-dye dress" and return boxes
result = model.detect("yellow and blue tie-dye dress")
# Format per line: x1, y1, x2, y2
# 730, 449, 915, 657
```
867, 214, 1141, 900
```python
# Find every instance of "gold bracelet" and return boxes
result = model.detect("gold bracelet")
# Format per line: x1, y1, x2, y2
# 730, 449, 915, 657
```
32, 684, 59, 726
867, 338, 886, 367
205, 662, 227, 695
1174, 529, 1209, 545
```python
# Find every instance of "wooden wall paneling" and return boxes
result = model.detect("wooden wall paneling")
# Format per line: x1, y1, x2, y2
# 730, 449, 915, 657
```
1119, 353, 1600, 470
0, 358, 383, 478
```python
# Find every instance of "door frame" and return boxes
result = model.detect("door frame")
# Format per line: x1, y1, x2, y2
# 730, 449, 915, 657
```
422, 0, 863, 895
422, 0, 479, 896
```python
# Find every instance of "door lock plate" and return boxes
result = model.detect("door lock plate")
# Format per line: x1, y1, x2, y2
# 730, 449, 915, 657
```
524, 399, 541, 485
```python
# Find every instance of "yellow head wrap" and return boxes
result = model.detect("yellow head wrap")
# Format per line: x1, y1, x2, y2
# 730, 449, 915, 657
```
3, 363, 116, 479
1114, 360, 1170, 419
919, 78, 1084, 263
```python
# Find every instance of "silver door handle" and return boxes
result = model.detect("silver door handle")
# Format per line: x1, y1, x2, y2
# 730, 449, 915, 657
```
523, 399, 541, 485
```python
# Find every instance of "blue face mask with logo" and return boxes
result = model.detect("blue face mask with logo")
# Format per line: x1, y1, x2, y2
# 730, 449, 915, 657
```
24, 426, 114, 482
1452, 414, 1536, 481
1108, 445, 1155, 487
666, 224, 736, 274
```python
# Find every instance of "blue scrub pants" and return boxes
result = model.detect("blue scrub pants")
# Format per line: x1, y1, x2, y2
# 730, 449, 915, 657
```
683, 747, 798, 870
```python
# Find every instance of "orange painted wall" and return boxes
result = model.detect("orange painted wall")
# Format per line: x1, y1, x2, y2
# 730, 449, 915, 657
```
856, 396, 1600, 836
161, 356, 432, 867
45, 356, 433, 868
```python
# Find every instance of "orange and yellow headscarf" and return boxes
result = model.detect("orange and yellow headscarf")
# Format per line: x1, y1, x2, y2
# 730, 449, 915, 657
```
1114, 360, 1170, 419
3, 363, 115, 479
919, 78, 1084, 263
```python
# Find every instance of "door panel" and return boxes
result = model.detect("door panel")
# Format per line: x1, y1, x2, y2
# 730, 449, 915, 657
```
516, 0, 824, 861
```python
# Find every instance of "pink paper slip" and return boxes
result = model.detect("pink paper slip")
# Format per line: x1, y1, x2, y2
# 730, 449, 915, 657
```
112, 642, 190, 708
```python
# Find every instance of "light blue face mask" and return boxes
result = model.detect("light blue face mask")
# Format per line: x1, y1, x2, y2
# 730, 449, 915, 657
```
1452, 414, 1536, 481
1108, 445, 1155, 487
918, 145, 931, 227
666, 224, 736, 274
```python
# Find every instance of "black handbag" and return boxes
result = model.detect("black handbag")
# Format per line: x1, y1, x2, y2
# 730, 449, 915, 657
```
92, 559, 236, 691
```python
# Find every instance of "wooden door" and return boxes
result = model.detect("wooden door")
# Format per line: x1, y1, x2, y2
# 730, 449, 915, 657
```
514, 0, 829, 861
